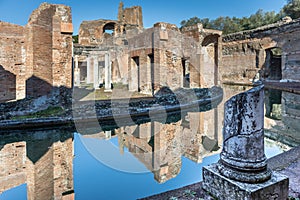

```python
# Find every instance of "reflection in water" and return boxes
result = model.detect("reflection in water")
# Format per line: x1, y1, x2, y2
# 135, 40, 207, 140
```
0, 129, 74, 200
81, 111, 222, 183
113, 111, 221, 183
264, 89, 300, 146
0, 85, 299, 199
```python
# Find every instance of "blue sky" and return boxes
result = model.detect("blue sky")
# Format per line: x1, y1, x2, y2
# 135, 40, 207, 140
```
0, 0, 286, 35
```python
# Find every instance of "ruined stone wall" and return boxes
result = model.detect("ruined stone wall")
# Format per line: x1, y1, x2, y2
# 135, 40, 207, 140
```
0, 22, 26, 102
128, 23, 185, 93
78, 3, 143, 47
26, 3, 73, 98
221, 41, 262, 83
280, 21, 300, 82
79, 20, 119, 46
182, 24, 221, 88
220, 19, 300, 83
0, 3, 73, 102
122, 6, 143, 29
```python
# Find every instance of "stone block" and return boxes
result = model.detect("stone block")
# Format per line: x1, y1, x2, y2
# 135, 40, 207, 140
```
159, 30, 168, 41
203, 164, 289, 200
61, 22, 73, 34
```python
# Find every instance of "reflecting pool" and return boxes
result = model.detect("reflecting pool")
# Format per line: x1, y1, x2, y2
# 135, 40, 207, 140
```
0, 86, 298, 200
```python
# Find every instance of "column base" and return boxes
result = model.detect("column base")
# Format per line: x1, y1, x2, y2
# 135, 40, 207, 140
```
202, 163, 289, 200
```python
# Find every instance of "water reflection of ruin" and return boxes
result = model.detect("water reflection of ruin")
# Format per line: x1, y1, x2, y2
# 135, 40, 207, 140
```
264, 88, 300, 146
0, 129, 74, 200
83, 107, 221, 183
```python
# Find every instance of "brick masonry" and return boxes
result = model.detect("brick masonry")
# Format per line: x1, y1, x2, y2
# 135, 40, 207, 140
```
0, 3, 73, 102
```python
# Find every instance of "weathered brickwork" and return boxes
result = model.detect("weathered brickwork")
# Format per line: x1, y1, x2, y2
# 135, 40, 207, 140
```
0, 130, 74, 199
125, 22, 221, 93
220, 19, 300, 83
0, 3, 73, 102
0, 22, 26, 101
79, 2, 143, 46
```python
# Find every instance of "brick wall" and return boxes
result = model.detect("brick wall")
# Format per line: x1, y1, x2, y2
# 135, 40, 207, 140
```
0, 3, 73, 102
0, 22, 26, 102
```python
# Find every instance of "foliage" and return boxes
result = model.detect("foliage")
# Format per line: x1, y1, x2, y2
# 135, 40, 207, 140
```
283, 0, 300, 19
11, 106, 64, 120
12, 106, 64, 120
179, 0, 299, 35
72, 35, 78, 43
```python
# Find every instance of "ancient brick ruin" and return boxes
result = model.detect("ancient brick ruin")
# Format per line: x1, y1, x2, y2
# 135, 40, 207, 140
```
1, 2, 300, 103
220, 18, 300, 84
0, 3, 73, 103
73, 3, 222, 95
74, 2, 300, 98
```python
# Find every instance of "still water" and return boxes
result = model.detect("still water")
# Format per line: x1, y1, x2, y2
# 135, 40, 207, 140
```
0, 86, 298, 200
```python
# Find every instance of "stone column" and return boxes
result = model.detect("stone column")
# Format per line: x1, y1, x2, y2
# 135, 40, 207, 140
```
99, 64, 104, 86
202, 85, 289, 200
74, 55, 80, 86
217, 84, 271, 183
86, 56, 92, 84
93, 56, 99, 89
105, 53, 112, 92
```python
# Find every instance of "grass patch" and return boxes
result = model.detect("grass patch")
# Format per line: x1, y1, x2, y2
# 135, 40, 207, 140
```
11, 106, 64, 120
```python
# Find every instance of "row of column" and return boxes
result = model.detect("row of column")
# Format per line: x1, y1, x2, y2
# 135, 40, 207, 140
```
73, 53, 112, 91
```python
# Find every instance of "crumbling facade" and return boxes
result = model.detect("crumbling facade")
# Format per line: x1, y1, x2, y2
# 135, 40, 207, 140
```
220, 18, 300, 84
74, 3, 221, 95
1, 2, 300, 104
79, 1, 143, 46
0, 3, 73, 102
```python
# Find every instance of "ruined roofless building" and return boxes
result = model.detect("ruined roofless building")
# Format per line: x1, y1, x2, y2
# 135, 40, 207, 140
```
78, 1, 143, 46
74, 2, 222, 94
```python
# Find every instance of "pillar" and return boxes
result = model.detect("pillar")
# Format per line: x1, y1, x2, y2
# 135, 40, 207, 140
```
99, 64, 104, 86
74, 56, 80, 86
86, 56, 93, 84
202, 85, 289, 200
93, 56, 99, 89
105, 53, 112, 92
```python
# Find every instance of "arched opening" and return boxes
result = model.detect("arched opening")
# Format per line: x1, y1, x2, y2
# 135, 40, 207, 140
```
263, 47, 282, 80
103, 22, 116, 36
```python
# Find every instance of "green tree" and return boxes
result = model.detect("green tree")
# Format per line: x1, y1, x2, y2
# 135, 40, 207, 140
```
72, 35, 78, 43
179, 0, 293, 35
180, 16, 202, 28
283, 0, 300, 19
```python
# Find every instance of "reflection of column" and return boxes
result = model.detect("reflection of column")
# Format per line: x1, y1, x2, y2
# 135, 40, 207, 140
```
74, 56, 80, 86
93, 56, 99, 89
87, 56, 92, 84
105, 131, 111, 139
105, 53, 112, 91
